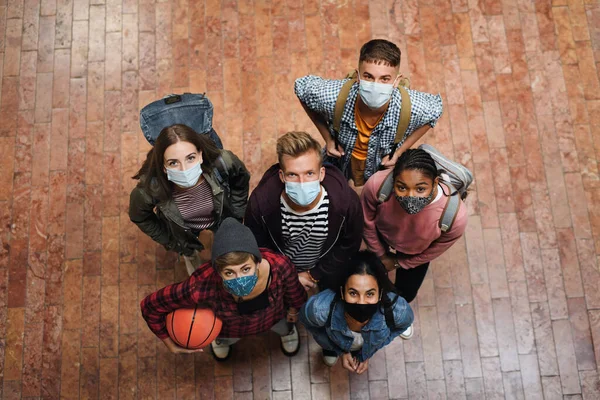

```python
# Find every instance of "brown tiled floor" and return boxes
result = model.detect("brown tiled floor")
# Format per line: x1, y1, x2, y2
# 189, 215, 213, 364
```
1, 0, 600, 399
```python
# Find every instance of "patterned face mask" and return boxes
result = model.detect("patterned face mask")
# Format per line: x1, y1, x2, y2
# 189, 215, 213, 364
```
222, 265, 259, 297
395, 187, 435, 215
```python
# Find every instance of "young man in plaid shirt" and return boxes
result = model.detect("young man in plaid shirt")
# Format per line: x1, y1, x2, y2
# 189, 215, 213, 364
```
295, 39, 443, 187
140, 218, 307, 360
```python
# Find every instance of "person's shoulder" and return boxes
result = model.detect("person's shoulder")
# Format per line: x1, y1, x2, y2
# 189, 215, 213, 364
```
295, 75, 346, 85
364, 169, 393, 192
261, 248, 291, 267
437, 183, 468, 232
405, 88, 444, 111
387, 292, 413, 320
193, 262, 219, 280
387, 292, 407, 308
214, 149, 239, 169
254, 164, 281, 189
249, 164, 282, 204
294, 75, 348, 96
322, 164, 351, 194
406, 87, 441, 98
452, 194, 469, 234
186, 262, 221, 295
130, 179, 157, 204
305, 290, 336, 321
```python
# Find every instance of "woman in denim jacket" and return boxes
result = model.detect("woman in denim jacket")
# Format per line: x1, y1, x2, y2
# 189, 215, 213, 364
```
129, 124, 250, 275
299, 251, 414, 374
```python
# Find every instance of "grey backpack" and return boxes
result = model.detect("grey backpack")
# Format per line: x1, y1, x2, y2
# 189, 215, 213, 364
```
376, 144, 473, 232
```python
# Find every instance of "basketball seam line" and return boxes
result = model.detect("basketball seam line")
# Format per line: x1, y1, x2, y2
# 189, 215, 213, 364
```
200, 312, 218, 348
171, 313, 186, 348
186, 305, 198, 349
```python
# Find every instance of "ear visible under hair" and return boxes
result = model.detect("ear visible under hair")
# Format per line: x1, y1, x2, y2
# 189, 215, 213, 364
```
278, 169, 286, 183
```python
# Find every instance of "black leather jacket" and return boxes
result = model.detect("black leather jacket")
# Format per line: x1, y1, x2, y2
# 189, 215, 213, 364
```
129, 150, 250, 255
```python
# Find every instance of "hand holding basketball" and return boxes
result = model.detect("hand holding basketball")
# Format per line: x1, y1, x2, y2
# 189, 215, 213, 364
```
162, 337, 204, 354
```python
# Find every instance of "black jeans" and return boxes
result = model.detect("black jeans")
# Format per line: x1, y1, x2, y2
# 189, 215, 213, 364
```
394, 262, 430, 303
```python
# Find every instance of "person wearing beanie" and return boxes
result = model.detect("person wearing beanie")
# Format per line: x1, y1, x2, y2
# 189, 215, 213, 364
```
140, 218, 307, 360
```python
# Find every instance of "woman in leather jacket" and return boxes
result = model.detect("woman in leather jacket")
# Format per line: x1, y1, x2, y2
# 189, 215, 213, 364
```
129, 124, 250, 274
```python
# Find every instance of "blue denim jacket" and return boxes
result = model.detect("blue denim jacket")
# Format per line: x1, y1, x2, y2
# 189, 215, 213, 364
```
299, 290, 413, 362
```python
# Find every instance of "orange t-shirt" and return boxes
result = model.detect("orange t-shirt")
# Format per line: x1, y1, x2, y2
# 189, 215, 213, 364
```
352, 101, 384, 160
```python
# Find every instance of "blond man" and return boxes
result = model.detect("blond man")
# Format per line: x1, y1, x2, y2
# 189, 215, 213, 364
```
245, 132, 363, 290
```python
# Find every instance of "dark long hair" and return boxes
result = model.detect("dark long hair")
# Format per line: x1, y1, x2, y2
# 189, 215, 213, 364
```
341, 251, 399, 314
393, 148, 439, 182
132, 124, 222, 201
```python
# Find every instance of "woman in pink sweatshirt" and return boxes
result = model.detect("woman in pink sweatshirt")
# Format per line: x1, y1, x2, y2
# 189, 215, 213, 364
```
360, 149, 468, 302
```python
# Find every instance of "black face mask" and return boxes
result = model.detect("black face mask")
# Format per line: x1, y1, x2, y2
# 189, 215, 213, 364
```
343, 302, 379, 323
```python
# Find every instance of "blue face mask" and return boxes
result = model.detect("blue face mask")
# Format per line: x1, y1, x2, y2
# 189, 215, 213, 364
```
284, 176, 322, 207
222, 267, 259, 297
166, 162, 202, 188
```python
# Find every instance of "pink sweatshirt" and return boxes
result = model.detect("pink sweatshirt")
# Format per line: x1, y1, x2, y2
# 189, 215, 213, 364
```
361, 169, 468, 269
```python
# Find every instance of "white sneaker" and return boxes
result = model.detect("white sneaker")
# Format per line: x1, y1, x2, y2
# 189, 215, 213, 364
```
323, 354, 339, 367
211, 340, 231, 361
400, 324, 413, 340
280, 325, 300, 356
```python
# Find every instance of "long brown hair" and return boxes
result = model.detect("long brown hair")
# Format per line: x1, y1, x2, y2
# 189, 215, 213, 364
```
132, 124, 222, 201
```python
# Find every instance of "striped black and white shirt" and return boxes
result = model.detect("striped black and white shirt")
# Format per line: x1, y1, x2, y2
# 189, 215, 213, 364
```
172, 177, 215, 231
280, 188, 329, 271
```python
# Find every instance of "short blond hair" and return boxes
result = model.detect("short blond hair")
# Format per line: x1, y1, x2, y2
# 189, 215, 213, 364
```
276, 131, 323, 167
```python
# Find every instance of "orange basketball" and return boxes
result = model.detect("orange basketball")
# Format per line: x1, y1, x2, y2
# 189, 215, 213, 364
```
166, 306, 222, 349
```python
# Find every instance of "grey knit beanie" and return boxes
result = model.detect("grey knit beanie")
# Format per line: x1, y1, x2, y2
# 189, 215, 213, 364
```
211, 217, 262, 264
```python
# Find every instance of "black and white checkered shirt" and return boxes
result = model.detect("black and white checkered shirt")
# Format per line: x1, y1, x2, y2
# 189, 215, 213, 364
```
295, 75, 443, 181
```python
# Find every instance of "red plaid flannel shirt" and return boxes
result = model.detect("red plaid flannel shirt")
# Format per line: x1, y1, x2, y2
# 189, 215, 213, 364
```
140, 248, 307, 339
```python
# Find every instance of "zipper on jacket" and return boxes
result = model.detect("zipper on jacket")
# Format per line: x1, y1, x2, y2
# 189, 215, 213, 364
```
319, 216, 345, 259
158, 204, 190, 231
261, 216, 285, 255
204, 173, 225, 225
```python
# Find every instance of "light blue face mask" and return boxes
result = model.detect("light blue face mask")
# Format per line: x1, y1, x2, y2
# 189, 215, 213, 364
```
166, 162, 202, 188
285, 178, 322, 207
359, 80, 395, 109
222, 267, 258, 297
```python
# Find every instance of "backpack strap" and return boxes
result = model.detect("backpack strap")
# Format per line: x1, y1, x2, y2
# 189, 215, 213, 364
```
212, 152, 230, 185
383, 294, 400, 330
394, 85, 412, 145
333, 73, 357, 134
376, 170, 395, 203
439, 191, 461, 233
